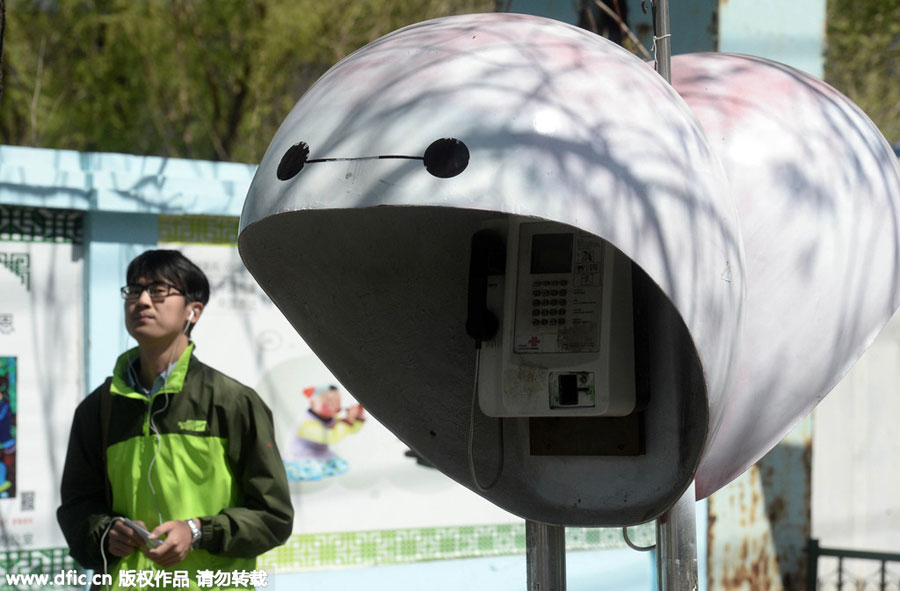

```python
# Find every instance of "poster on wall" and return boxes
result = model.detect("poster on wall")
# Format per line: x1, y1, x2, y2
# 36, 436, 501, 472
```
0, 357, 16, 499
0, 206, 84, 553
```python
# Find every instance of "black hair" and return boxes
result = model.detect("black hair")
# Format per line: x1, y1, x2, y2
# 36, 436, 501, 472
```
126, 249, 210, 305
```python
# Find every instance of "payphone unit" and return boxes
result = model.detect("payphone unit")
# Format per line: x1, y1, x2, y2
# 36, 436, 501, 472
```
471, 217, 636, 418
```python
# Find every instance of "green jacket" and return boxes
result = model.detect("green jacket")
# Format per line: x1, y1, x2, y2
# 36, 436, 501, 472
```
57, 345, 293, 590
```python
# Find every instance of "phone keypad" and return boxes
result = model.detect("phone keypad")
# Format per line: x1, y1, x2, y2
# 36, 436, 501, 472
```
531, 280, 569, 327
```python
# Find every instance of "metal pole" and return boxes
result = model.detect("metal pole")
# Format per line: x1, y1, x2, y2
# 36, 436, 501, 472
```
656, 481, 699, 591
526, 520, 566, 591
653, 0, 672, 83
807, 538, 820, 591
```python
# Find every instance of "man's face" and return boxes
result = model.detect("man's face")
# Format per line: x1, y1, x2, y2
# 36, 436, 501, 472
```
123, 276, 192, 346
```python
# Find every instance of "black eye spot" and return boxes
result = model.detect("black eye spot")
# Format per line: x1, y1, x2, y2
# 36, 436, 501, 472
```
277, 142, 310, 181
423, 138, 469, 178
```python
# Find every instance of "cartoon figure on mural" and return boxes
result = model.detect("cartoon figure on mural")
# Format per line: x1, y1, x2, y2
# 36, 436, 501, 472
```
283, 385, 365, 482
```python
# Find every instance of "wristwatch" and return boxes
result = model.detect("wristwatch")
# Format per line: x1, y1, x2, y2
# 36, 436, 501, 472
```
185, 519, 202, 550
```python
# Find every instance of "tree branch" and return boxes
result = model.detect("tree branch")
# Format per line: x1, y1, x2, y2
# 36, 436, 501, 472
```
0, 0, 6, 103
594, 0, 652, 61
30, 37, 46, 146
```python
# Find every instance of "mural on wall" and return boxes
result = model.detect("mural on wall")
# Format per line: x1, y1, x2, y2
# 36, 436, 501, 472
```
283, 385, 366, 482
0, 205, 84, 552
0, 357, 17, 498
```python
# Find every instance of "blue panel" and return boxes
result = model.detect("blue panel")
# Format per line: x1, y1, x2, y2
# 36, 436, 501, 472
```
719, 0, 826, 78
506, 0, 717, 59
503, 0, 579, 24
670, 0, 718, 54
82, 212, 157, 392
0, 145, 256, 217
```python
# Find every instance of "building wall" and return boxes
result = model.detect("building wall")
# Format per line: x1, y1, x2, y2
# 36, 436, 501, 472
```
812, 309, 900, 552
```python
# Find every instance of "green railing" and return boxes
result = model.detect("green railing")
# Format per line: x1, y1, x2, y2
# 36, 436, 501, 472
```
808, 538, 900, 591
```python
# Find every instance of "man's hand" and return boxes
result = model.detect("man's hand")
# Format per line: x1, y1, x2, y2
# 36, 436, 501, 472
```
108, 519, 147, 558
145, 520, 194, 568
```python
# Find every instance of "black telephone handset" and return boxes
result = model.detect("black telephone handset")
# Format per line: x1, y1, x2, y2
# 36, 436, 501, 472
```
465, 230, 506, 344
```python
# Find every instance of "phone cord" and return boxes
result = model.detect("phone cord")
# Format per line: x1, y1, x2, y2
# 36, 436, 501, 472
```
467, 346, 504, 492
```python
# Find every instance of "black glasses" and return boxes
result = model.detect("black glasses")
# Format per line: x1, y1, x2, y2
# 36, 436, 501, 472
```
121, 282, 184, 301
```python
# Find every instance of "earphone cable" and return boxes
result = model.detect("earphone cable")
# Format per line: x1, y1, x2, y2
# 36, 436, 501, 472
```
146, 316, 192, 527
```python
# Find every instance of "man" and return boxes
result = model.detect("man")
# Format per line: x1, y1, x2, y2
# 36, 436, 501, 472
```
58, 249, 293, 590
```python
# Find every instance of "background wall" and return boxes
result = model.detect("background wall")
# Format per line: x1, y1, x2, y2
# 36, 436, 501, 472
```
812, 312, 900, 559
0, 207, 85, 558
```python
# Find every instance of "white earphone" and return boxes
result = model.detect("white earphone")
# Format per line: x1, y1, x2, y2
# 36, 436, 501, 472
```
188, 309, 196, 321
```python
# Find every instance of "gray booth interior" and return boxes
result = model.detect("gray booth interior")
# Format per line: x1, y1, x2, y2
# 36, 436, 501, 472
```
240, 207, 707, 526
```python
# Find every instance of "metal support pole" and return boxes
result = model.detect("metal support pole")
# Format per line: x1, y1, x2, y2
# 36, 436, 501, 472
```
653, 0, 672, 83
526, 520, 566, 591
656, 481, 699, 591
